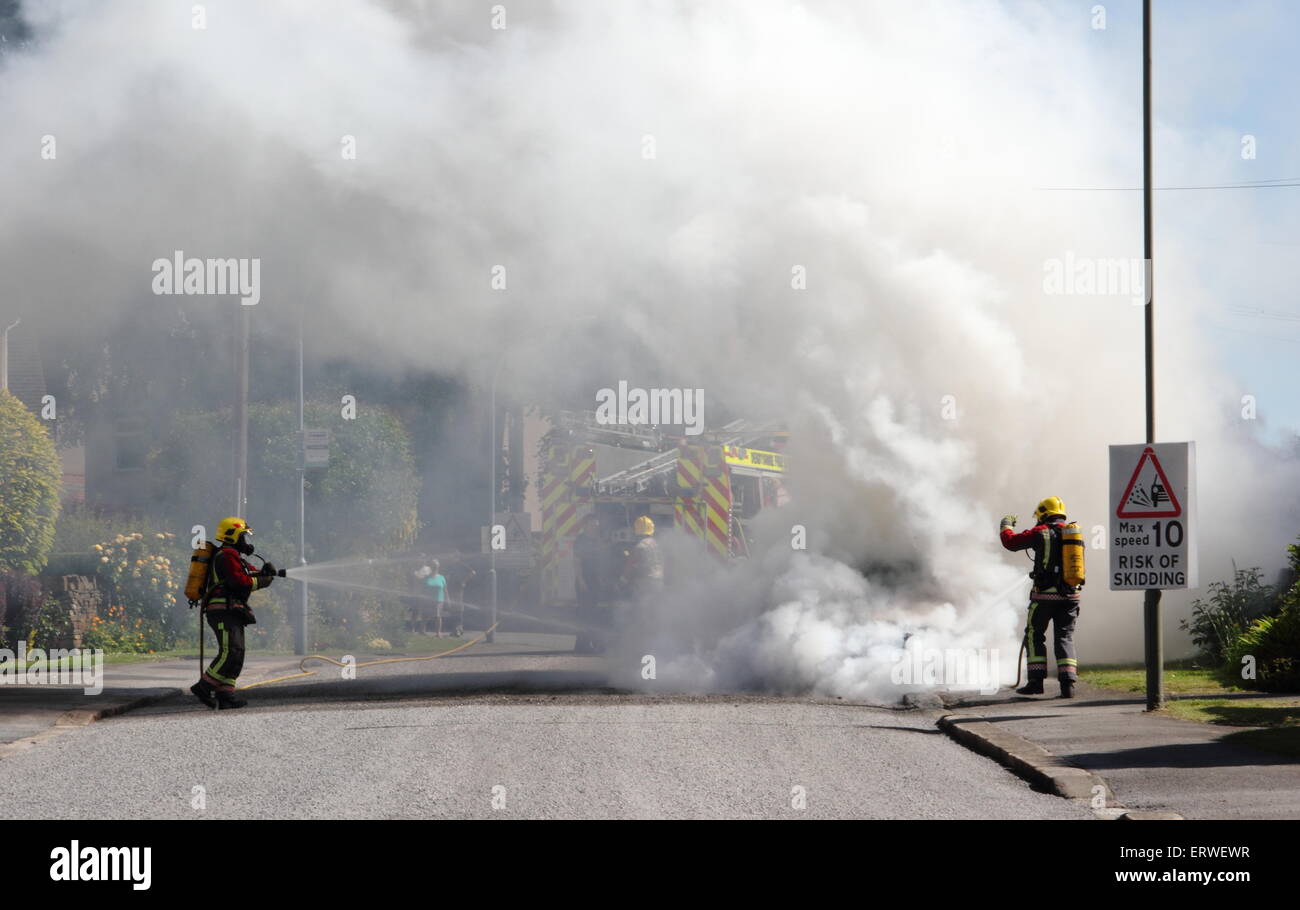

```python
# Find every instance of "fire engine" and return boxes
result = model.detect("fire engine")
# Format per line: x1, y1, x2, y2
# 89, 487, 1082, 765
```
537, 411, 789, 607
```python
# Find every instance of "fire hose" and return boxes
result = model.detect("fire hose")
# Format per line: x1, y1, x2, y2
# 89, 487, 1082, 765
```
238, 621, 499, 690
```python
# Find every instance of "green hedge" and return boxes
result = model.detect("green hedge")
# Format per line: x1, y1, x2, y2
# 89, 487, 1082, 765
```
0, 391, 62, 575
1224, 606, 1300, 693
1221, 537, 1300, 693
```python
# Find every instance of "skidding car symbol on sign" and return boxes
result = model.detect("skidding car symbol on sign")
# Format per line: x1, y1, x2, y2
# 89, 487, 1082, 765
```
1116, 447, 1181, 518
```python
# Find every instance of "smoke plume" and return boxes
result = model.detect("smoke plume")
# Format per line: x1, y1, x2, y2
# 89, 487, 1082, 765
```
2, 0, 1296, 700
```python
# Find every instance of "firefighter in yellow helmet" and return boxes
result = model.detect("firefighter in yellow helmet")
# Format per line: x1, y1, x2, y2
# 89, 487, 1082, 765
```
190, 517, 276, 710
999, 497, 1082, 698
620, 515, 664, 598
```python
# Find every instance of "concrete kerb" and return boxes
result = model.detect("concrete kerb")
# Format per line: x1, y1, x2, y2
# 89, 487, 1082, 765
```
938, 713, 1138, 816
55, 688, 184, 726
0, 655, 308, 762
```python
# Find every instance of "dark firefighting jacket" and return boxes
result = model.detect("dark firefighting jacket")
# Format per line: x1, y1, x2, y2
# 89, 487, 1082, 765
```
205, 545, 269, 623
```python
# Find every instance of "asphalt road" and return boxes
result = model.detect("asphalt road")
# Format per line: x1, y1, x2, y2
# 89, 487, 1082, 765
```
0, 636, 1092, 819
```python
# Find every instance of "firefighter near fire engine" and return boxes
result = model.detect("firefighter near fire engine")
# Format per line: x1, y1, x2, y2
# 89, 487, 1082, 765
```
184, 517, 285, 710
999, 496, 1086, 699
620, 515, 665, 601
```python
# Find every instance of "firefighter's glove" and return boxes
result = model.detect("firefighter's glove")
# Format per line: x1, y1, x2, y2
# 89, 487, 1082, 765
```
1000, 514, 1018, 530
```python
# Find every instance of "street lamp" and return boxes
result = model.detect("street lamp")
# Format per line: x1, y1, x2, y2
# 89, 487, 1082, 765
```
0, 318, 20, 391
296, 308, 309, 656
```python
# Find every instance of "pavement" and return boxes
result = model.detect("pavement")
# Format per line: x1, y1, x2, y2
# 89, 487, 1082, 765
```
940, 679, 1300, 819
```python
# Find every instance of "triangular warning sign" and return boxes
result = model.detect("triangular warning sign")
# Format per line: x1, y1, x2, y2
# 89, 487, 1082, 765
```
1117, 447, 1182, 518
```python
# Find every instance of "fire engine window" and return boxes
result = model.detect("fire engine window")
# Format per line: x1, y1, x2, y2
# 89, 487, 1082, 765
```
734, 475, 761, 520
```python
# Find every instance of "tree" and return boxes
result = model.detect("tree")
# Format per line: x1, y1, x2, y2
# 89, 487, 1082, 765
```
149, 401, 420, 560
0, 390, 62, 574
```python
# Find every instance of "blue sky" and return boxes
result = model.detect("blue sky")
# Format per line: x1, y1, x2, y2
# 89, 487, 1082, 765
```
1059, 0, 1300, 443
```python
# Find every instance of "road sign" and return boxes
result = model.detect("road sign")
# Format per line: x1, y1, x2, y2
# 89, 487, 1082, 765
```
1109, 442, 1197, 590
481, 512, 533, 568
300, 429, 330, 469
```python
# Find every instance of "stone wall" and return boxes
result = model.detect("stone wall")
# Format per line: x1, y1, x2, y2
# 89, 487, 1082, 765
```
43, 575, 102, 649
0, 572, 102, 649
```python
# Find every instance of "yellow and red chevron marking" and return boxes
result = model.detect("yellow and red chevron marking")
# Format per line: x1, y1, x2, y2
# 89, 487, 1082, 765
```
701, 472, 732, 558
675, 445, 706, 544
677, 444, 703, 493
539, 445, 597, 601
569, 448, 595, 499
675, 498, 704, 540
539, 446, 565, 569
552, 502, 581, 541
541, 472, 568, 513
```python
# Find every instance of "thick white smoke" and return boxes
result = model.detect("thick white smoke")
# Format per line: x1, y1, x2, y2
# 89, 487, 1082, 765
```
2, 0, 1296, 700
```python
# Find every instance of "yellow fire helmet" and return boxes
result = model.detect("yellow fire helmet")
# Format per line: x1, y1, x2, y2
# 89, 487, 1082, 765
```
633, 515, 655, 537
1034, 497, 1066, 522
216, 516, 252, 545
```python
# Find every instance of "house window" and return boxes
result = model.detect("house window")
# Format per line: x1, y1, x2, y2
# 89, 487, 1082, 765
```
114, 417, 148, 471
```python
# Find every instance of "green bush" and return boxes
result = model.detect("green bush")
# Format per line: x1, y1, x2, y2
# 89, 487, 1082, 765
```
80, 601, 168, 654
1224, 606, 1300, 693
53, 504, 143, 554
91, 531, 188, 648
1180, 567, 1279, 664
0, 391, 62, 575
27, 596, 71, 650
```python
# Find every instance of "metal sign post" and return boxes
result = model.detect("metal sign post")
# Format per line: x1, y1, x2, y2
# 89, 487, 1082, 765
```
1140, 0, 1161, 711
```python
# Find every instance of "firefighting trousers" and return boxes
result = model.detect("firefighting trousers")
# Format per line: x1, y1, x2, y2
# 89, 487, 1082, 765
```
203, 612, 247, 692
1024, 599, 1079, 681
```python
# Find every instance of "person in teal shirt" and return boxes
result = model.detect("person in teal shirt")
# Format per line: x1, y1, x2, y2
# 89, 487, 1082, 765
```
424, 559, 449, 637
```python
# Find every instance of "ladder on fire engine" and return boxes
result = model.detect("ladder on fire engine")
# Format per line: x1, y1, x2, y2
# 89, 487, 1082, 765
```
557, 409, 663, 451
594, 448, 679, 496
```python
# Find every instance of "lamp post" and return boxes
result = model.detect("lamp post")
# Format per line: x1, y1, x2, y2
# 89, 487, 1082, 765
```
0, 318, 20, 391
233, 308, 250, 516
296, 310, 309, 656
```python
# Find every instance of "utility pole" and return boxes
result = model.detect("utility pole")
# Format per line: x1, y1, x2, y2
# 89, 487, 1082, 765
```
0, 318, 19, 391
234, 308, 250, 517
1142, 0, 1164, 711
296, 311, 309, 656
487, 370, 499, 643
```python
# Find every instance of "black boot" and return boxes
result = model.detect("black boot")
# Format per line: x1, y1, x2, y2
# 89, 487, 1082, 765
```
1059, 677, 1076, 699
216, 690, 247, 710
1016, 679, 1044, 695
190, 681, 217, 709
